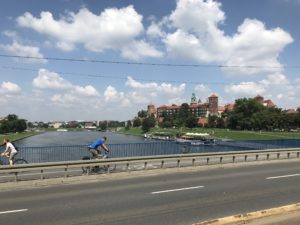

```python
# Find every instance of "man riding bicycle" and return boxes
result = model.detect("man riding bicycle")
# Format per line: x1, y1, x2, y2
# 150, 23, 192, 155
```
88, 136, 109, 159
1, 138, 18, 166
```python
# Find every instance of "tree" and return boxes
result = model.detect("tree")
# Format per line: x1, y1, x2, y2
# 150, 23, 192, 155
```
125, 120, 132, 131
227, 98, 264, 130
160, 112, 174, 128
98, 121, 107, 131
0, 114, 27, 133
7, 114, 18, 121
208, 115, 218, 128
133, 118, 142, 127
176, 103, 190, 127
185, 114, 198, 128
138, 110, 148, 118
142, 117, 155, 133
216, 117, 225, 128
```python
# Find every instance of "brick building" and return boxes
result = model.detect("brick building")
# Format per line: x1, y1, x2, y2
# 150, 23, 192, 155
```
154, 94, 219, 125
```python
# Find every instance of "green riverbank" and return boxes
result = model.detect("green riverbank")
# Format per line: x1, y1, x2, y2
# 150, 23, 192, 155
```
0, 131, 39, 143
119, 127, 300, 140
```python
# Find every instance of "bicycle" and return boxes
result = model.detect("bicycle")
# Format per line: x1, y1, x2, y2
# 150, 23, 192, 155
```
0, 153, 28, 165
81, 150, 115, 174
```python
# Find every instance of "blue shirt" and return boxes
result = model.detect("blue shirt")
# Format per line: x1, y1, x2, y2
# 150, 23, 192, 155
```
90, 139, 104, 149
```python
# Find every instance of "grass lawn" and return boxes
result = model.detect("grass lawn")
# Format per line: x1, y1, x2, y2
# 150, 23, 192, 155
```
119, 127, 300, 140
0, 131, 38, 143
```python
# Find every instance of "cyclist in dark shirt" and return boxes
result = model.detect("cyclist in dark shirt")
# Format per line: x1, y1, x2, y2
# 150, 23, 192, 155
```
88, 136, 109, 159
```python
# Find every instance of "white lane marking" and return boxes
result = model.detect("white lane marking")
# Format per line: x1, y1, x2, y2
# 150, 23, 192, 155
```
151, 186, 204, 194
0, 209, 28, 215
266, 173, 300, 180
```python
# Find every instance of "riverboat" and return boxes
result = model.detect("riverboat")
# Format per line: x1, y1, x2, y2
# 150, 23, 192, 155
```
144, 132, 175, 141
57, 129, 68, 132
176, 132, 215, 145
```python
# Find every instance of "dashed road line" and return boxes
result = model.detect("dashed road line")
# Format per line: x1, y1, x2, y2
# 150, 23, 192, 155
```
0, 209, 28, 215
266, 173, 300, 180
151, 185, 204, 194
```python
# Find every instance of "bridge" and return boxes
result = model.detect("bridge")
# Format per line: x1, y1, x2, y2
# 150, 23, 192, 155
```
1, 144, 300, 225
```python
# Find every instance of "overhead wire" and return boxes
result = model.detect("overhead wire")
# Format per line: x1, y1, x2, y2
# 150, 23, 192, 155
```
1, 65, 261, 86
1, 53, 299, 68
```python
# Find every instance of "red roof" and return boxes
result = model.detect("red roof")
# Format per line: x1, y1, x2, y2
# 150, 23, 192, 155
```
263, 99, 275, 107
209, 94, 218, 98
286, 109, 297, 114
225, 103, 235, 110
255, 95, 264, 100
157, 105, 179, 110
218, 106, 225, 111
198, 117, 208, 125
189, 103, 209, 109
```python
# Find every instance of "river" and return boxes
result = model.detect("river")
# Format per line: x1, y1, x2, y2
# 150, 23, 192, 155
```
15, 130, 145, 147
2, 131, 300, 164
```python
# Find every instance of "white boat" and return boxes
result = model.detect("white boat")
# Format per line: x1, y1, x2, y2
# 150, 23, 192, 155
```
176, 132, 215, 145
57, 129, 68, 132
144, 132, 175, 141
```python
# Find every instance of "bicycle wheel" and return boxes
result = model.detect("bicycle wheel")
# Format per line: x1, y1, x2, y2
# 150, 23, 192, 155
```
14, 158, 28, 164
82, 156, 91, 174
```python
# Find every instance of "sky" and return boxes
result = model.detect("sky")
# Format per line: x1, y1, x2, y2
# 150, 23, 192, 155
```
0, 0, 300, 122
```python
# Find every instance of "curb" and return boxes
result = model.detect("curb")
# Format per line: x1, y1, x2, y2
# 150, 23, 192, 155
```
194, 203, 300, 225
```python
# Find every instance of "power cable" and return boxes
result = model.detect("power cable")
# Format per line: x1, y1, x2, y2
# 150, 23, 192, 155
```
1, 65, 261, 86
0, 54, 298, 69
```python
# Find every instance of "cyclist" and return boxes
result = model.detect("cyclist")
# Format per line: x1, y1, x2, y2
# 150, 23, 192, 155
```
1, 138, 18, 166
88, 136, 109, 159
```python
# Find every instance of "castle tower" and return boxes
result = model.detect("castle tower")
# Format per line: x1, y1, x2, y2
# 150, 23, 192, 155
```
190, 93, 197, 105
208, 94, 218, 115
147, 104, 157, 118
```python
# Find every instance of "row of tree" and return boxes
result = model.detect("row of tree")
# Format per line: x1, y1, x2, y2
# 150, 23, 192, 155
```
134, 98, 300, 132
209, 98, 300, 131
126, 110, 156, 132
0, 114, 27, 134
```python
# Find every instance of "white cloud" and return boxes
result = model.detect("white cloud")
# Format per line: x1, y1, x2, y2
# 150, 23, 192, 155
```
1, 41, 47, 64
32, 69, 100, 109
56, 41, 75, 51
170, 0, 225, 34
103, 85, 130, 107
2, 30, 18, 39
146, 22, 165, 38
194, 84, 212, 100
33, 69, 72, 89
121, 40, 163, 60
168, 97, 187, 105
0, 81, 22, 104
104, 85, 121, 102
125, 76, 185, 95
74, 85, 99, 97
122, 76, 187, 107
33, 69, 100, 97
0, 81, 21, 94
225, 82, 265, 97
163, 0, 293, 75
223, 72, 300, 109
17, 7, 162, 59
50, 93, 79, 106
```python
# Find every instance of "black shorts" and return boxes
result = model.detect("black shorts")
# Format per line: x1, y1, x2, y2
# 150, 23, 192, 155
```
88, 148, 100, 158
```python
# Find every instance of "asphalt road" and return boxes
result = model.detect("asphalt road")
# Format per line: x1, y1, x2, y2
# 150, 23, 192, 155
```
1, 160, 300, 225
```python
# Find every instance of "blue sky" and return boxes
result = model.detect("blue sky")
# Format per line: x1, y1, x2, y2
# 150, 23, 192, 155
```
0, 0, 300, 121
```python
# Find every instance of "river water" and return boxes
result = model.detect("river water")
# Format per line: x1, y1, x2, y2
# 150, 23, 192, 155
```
15, 130, 145, 147
1, 131, 300, 164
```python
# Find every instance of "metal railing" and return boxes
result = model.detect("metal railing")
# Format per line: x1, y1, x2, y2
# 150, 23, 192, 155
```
1, 148, 300, 182
2, 139, 300, 164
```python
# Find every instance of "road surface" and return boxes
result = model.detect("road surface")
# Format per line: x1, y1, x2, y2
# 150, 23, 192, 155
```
1, 160, 300, 225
